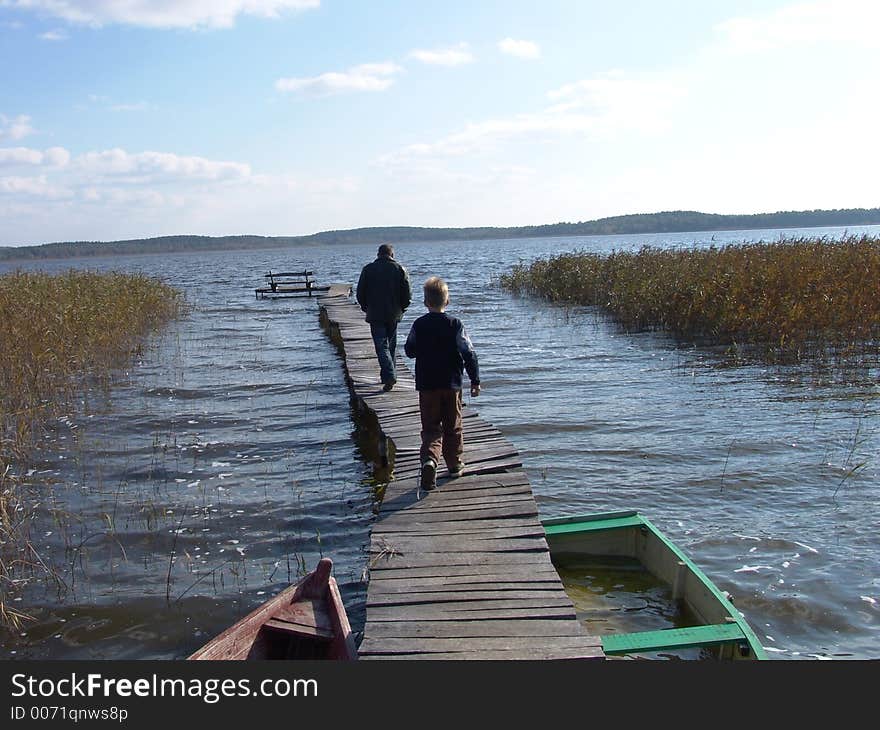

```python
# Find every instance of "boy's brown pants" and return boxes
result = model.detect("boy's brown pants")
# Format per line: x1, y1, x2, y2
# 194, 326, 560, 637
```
418, 388, 463, 469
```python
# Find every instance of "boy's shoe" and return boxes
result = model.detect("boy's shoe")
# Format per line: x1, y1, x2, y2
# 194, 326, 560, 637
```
420, 459, 437, 491
448, 461, 466, 478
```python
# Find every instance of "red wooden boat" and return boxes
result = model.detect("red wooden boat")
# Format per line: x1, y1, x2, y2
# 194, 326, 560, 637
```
188, 558, 358, 660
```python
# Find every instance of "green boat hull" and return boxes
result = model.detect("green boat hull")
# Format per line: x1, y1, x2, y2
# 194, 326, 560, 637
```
542, 511, 767, 660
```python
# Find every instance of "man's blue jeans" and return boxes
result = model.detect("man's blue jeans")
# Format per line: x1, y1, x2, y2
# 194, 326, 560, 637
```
369, 321, 398, 384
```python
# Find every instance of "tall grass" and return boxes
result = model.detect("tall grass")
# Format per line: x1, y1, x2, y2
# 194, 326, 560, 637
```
499, 234, 880, 360
0, 269, 186, 627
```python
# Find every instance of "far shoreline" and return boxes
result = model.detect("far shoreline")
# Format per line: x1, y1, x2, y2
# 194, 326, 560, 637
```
2, 207, 880, 263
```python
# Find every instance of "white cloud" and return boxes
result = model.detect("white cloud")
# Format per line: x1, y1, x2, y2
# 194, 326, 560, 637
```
715, 0, 880, 53
74, 149, 250, 180
0, 146, 70, 167
409, 43, 474, 66
39, 29, 68, 41
109, 102, 150, 112
384, 113, 597, 162
276, 62, 401, 95
0, 114, 34, 141
0, 142, 262, 243
379, 71, 686, 165
0, 175, 71, 198
498, 38, 540, 59
547, 71, 686, 123
246, 171, 359, 196
0, 147, 42, 166
82, 95, 151, 112
0, 144, 250, 209
44, 147, 71, 166
81, 186, 182, 207
0, 0, 320, 29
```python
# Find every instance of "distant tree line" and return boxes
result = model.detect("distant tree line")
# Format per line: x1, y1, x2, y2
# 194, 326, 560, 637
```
2, 207, 880, 262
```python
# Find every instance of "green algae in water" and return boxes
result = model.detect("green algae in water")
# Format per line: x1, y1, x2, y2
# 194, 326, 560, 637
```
552, 553, 712, 660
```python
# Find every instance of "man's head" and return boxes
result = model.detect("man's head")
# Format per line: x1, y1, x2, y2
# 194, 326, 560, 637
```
377, 243, 394, 259
423, 276, 449, 311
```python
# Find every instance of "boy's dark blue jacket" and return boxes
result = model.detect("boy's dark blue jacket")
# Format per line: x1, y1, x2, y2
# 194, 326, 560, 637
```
404, 311, 480, 391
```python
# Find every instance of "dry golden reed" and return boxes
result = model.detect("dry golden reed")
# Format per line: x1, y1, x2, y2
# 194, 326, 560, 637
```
0, 269, 185, 627
1, 270, 185, 456
499, 234, 880, 358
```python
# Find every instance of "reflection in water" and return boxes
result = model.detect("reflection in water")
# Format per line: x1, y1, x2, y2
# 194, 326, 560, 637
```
348, 397, 394, 499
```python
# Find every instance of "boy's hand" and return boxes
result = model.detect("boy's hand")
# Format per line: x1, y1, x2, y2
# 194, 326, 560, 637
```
470, 383, 481, 397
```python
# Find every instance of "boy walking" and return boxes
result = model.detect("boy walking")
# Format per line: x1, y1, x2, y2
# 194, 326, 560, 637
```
404, 276, 481, 491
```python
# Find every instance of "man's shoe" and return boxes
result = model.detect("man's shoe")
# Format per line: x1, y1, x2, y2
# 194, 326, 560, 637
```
420, 459, 437, 491
382, 380, 395, 392
448, 461, 465, 478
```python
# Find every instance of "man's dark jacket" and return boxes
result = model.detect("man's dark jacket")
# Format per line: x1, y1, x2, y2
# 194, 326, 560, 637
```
356, 255, 412, 324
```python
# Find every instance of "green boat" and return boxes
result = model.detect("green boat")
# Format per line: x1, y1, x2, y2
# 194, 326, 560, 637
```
542, 511, 767, 660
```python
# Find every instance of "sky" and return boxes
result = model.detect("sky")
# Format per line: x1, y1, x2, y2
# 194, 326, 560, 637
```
1, 0, 878, 246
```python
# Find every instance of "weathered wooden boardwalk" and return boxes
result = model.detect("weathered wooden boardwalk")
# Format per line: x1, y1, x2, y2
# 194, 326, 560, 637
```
319, 285, 603, 660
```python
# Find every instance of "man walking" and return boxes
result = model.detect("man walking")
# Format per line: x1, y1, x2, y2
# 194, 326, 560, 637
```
356, 243, 413, 391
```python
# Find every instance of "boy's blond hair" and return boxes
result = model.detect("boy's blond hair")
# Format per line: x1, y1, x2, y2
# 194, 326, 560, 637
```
423, 276, 449, 309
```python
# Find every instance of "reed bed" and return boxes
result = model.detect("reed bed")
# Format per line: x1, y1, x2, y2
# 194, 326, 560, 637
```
0, 269, 185, 627
499, 234, 880, 360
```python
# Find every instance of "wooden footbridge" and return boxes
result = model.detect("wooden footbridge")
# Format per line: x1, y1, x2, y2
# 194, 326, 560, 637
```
319, 285, 604, 660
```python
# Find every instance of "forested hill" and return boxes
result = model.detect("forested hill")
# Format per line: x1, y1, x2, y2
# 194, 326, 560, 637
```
3, 207, 880, 261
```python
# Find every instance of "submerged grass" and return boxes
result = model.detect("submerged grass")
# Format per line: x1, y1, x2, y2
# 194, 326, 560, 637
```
0, 269, 186, 627
499, 234, 880, 361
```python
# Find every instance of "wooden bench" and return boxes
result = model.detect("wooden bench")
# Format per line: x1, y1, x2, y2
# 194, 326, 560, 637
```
255, 270, 331, 299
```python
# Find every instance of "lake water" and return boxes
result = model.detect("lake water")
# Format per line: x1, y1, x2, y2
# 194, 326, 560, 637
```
2, 224, 879, 660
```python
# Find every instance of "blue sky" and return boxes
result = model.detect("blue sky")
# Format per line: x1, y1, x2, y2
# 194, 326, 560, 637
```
1, 0, 878, 246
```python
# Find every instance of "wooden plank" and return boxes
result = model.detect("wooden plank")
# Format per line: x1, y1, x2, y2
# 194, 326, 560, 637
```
373, 525, 546, 540
379, 483, 533, 504
361, 618, 587, 640
365, 605, 576, 622
365, 592, 573, 610
367, 551, 551, 569
601, 623, 747, 655
366, 589, 572, 608
365, 563, 562, 580
381, 470, 532, 493
386, 445, 519, 461
371, 527, 546, 543
358, 635, 601, 655
263, 618, 334, 640
358, 647, 603, 660
373, 504, 539, 526
391, 456, 524, 480
380, 483, 534, 503
374, 518, 545, 534
368, 577, 564, 593
377, 496, 540, 521
396, 491, 538, 510
368, 536, 548, 554
383, 428, 515, 443
378, 493, 540, 513
388, 474, 532, 499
